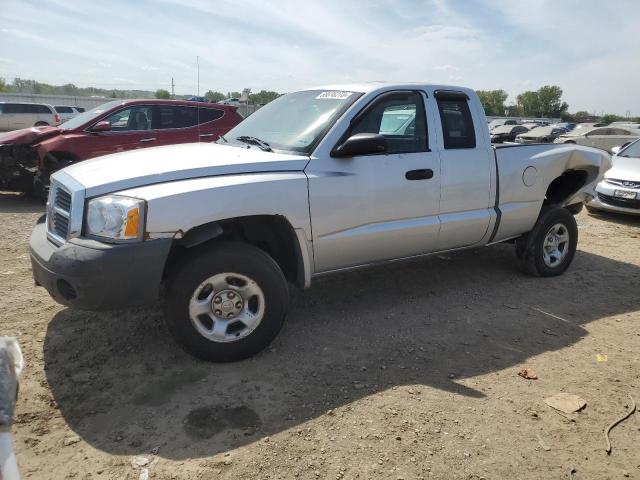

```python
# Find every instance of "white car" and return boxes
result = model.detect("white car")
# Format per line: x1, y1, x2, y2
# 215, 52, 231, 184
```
30, 82, 609, 362
54, 105, 80, 123
0, 102, 61, 131
554, 126, 640, 152
588, 139, 640, 215
218, 98, 242, 105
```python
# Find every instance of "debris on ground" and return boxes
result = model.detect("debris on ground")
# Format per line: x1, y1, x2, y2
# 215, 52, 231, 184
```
131, 456, 150, 468
595, 354, 608, 362
536, 434, 551, 451
544, 393, 586, 414
518, 368, 538, 380
604, 393, 636, 455
63, 435, 80, 446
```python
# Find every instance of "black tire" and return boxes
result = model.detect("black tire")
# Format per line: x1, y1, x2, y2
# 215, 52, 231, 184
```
515, 207, 578, 277
164, 241, 289, 362
34, 122, 49, 127
564, 140, 576, 144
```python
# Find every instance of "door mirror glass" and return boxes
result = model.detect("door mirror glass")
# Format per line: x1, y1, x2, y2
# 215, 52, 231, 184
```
90, 121, 111, 132
331, 133, 387, 157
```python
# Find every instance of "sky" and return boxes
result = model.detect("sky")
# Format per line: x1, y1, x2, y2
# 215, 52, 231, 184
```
1, 0, 639, 115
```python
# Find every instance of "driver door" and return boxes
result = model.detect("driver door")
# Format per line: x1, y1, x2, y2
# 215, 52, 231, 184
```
306, 91, 441, 272
81, 105, 155, 158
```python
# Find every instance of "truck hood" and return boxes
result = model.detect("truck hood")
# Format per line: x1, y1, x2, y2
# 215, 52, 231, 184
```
0, 126, 61, 145
605, 155, 640, 182
56, 142, 310, 197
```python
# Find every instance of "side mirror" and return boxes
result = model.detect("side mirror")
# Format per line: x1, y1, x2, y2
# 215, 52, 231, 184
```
90, 121, 111, 133
610, 145, 622, 155
331, 133, 387, 158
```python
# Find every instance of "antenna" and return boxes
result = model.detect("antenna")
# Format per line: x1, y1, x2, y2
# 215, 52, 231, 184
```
171, 77, 175, 98
197, 56, 200, 96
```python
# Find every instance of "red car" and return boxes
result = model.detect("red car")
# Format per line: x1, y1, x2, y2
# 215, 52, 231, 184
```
0, 99, 243, 197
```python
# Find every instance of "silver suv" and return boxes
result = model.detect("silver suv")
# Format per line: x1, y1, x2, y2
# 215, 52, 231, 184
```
0, 102, 61, 131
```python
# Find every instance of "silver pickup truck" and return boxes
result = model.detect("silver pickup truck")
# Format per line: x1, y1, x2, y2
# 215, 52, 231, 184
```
30, 83, 610, 361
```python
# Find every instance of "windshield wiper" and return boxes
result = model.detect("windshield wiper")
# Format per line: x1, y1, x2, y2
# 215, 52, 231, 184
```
217, 134, 228, 143
236, 135, 272, 152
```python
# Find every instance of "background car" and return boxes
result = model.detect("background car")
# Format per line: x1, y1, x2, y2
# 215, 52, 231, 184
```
588, 138, 640, 215
551, 122, 576, 132
218, 97, 242, 105
516, 126, 567, 144
74, 106, 85, 113
554, 126, 640, 152
488, 118, 518, 131
0, 99, 244, 197
54, 105, 79, 123
0, 102, 61, 131
490, 124, 529, 143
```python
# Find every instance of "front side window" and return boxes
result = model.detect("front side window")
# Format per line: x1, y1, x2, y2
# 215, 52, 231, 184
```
350, 91, 427, 154
436, 96, 476, 149
104, 106, 152, 131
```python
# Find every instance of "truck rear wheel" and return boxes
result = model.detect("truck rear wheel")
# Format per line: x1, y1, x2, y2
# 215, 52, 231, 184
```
515, 207, 578, 277
164, 241, 289, 362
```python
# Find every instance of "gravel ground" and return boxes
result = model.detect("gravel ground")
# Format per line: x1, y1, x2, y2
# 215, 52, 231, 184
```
2, 192, 639, 480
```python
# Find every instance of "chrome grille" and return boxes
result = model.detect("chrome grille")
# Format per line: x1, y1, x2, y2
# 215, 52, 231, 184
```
52, 212, 70, 238
605, 178, 640, 189
54, 188, 72, 211
47, 182, 73, 244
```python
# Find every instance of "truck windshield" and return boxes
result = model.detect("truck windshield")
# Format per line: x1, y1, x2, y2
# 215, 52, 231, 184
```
59, 100, 123, 130
221, 90, 361, 154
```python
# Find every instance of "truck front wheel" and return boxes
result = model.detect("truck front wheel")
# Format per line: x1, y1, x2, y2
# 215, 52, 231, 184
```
515, 207, 578, 277
164, 242, 289, 362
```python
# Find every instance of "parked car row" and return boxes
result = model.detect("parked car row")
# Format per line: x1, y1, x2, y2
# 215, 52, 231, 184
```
553, 126, 640, 152
0, 102, 87, 131
0, 99, 243, 197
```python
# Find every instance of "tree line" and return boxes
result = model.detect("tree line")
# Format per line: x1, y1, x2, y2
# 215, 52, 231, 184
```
1, 77, 636, 123
476, 85, 639, 124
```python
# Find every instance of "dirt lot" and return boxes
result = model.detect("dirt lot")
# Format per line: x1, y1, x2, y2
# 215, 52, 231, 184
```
2, 192, 639, 480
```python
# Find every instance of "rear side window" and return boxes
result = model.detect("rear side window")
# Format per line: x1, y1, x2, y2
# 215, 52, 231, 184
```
198, 107, 225, 124
436, 94, 476, 149
3, 103, 28, 114
55, 106, 74, 113
31, 104, 52, 114
154, 106, 198, 129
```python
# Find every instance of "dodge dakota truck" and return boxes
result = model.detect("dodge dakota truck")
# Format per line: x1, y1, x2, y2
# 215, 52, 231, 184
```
29, 83, 610, 362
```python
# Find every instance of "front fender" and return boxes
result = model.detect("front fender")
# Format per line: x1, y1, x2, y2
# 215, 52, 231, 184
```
118, 172, 312, 238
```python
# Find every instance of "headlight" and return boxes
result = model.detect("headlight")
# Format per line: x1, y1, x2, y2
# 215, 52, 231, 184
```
85, 195, 145, 242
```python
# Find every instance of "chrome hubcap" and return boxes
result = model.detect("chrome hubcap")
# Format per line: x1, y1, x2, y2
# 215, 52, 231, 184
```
542, 223, 570, 268
189, 273, 265, 343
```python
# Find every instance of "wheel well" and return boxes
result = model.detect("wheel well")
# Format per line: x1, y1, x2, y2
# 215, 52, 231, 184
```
164, 215, 305, 288
543, 170, 589, 206
43, 151, 80, 170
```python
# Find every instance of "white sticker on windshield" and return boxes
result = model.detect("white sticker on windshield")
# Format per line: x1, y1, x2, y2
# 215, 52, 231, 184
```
316, 91, 353, 100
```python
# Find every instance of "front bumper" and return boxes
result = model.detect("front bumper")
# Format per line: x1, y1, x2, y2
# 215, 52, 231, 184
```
30, 223, 173, 310
588, 180, 640, 216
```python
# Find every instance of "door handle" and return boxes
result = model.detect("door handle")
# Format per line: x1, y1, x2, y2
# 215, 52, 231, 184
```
199, 133, 215, 138
405, 169, 433, 180
139, 137, 156, 143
